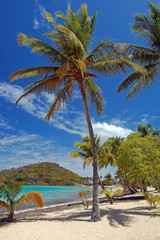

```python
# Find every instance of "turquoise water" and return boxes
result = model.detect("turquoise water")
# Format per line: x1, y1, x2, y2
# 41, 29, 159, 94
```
0, 185, 119, 213
0, 185, 92, 213
21, 185, 92, 207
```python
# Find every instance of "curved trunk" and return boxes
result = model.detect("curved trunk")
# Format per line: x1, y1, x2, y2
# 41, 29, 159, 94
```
150, 172, 160, 193
98, 175, 105, 190
79, 80, 101, 222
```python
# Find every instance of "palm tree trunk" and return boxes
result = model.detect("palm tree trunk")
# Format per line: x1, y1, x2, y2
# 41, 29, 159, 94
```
150, 172, 160, 193
9, 211, 14, 222
98, 175, 105, 189
79, 80, 101, 222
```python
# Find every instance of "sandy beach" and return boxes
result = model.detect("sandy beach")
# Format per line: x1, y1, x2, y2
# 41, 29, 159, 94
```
0, 198, 160, 240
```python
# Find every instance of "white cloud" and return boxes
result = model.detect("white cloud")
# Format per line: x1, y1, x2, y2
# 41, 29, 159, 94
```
132, 114, 159, 129
0, 130, 94, 177
0, 82, 87, 136
0, 115, 15, 130
0, 82, 134, 141
33, 17, 40, 30
33, 0, 50, 30
92, 122, 132, 142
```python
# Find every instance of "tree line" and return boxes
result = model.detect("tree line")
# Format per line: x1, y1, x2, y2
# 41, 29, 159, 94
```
71, 123, 160, 194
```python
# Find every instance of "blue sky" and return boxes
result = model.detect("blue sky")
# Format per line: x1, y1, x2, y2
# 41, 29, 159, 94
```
0, 0, 159, 177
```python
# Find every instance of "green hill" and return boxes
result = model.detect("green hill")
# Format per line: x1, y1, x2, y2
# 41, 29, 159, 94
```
0, 162, 83, 186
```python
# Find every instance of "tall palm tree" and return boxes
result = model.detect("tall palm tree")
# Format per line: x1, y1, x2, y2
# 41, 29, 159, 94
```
136, 124, 153, 137
0, 183, 44, 222
117, 1, 160, 99
70, 135, 114, 189
10, 5, 145, 221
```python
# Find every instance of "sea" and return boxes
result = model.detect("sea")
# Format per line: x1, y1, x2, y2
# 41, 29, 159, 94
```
23, 185, 92, 207
0, 185, 93, 213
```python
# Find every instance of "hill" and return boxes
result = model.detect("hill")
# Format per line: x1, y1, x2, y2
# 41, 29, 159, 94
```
0, 162, 83, 186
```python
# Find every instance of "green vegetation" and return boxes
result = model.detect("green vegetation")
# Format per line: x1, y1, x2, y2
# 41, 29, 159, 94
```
0, 183, 44, 222
0, 162, 83, 186
10, 3, 145, 222
102, 174, 115, 186
143, 192, 160, 208
100, 188, 123, 204
117, 133, 160, 193
70, 135, 115, 189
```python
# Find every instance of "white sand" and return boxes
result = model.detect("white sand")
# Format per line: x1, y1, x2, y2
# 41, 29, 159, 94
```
0, 200, 160, 240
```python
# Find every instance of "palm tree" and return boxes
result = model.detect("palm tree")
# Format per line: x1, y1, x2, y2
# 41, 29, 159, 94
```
10, 5, 145, 221
136, 124, 153, 137
0, 183, 44, 222
103, 173, 114, 185
70, 135, 114, 189
117, 1, 160, 99
100, 187, 123, 204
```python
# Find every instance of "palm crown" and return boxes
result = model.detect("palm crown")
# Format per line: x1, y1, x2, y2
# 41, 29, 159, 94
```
70, 135, 115, 170
117, 1, 160, 99
10, 4, 145, 119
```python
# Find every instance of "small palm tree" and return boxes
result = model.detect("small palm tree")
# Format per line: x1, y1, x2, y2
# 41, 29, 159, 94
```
100, 187, 123, 204
143, 192, 160, 208
136, 124, 153, 137
116, 1, 160, 99
0, 183, 44, 222
70, 135, 115, 189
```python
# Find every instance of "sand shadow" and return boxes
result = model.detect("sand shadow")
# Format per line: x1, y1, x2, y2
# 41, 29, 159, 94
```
1, 202, 159, 227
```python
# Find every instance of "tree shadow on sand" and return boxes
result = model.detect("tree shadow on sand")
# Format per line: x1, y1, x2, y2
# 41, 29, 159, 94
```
1, 204, 159, 227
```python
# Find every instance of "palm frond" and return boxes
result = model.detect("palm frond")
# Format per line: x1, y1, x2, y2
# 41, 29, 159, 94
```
73, 59, 87, 73
0, 200, 11, 211
126, 66, 159, 99
10, 67, 58, 82
91, 59, 147, 77
92, 52, 124, 63
83, 157, 93, 169
70, 151, 88, 160
131, 1, 160, 51
74, 142, 92, 156
44, 80, 75, 120
114, 43, 160, 64
113, 189, 123, 196
16, 191, 44, 210
87, 39, 114, 61
62, 4, 96, 49
15, 75, 60, 106
118, 62, 160, 93
17, 33, 66, 64
98, 153, 115, 169
44, 11, 58, 28
55, 62, 70, 80
58, 25, 87, 60
100, 189, 112, 199
3, 183, 24, 203
118, 72, 144, 93
84, 78, 105, 115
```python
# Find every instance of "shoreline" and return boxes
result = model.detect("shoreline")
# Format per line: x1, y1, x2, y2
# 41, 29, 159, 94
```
0, 194, 145, 223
